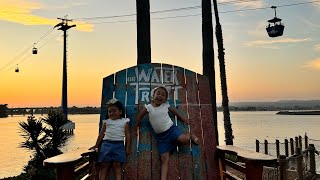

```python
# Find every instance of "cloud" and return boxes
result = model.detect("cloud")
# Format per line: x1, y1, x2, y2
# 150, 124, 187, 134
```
314, 44, 320, 52
219, 0, 264, 9
0, 0, 93, 32
246, 38, 310, 47
302, 58, 320, 70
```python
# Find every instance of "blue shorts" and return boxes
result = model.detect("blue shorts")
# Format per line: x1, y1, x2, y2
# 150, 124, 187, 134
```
98, 140, 126, 163
156, 125, 184, 155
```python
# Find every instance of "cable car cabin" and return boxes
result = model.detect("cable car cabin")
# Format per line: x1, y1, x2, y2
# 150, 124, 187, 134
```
32, 47, 38, 54
15, 67, 19, 73
266, 17, 285, 38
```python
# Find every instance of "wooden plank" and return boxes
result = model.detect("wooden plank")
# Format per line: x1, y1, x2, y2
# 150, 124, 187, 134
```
162, 63, 179, 180
174, 65, 193, 180
100, 75, 114, 131
124, 66, 139, 180
150, 63, 162, 180
197, 74, 220, 180
115, 69, 127, 106
185, 69, 205, 180
137, 63, 152, 180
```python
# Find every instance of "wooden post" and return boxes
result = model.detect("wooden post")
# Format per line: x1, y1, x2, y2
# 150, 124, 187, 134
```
256, 140, 260, 152
278, 155, 287, 180
299, 135, 302, 149
295, 136, 299, 149
305, 134, 309, 157
56, 166, 75, 180
264, 140, 268, 155
245, 161, 264, 180
304, 134, 308, 149
290, 138, 294, 155
296, 147, 303, 179
284, 139, 289, 157
276, 139, 280, 157
309, 144, 316, 174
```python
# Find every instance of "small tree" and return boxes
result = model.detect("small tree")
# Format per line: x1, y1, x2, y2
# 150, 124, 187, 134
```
18, 110, 70, 179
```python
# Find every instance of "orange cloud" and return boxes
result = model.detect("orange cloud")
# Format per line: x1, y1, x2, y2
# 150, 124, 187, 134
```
0, 0, 93, 32
302, 58, 320, 70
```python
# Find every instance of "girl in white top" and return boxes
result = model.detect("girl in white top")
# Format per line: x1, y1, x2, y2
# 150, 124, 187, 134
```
90, 98, 131, 180
133, 86, 199, 180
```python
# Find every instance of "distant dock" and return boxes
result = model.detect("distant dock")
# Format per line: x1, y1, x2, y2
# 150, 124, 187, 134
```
276, 110, 320, 115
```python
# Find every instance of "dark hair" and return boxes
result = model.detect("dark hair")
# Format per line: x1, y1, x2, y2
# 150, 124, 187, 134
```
153, 86, 168, 98
107, 101, 125, 118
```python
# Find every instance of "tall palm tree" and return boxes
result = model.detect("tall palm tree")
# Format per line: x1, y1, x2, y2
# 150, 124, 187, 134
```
212, 0, 234, 145
136, 0, 151, 64
201, 0, 219, 144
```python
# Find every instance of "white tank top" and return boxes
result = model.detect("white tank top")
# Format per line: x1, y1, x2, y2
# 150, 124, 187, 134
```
145, 102, 174, 134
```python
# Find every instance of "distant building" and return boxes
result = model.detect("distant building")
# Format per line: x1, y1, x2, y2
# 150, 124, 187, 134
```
0, 104, 8, 118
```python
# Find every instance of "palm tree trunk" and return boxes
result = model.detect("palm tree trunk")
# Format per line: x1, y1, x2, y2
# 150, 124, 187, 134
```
201, 0, 219, 145
136, 0, 151, 64
212, 0, 234, 145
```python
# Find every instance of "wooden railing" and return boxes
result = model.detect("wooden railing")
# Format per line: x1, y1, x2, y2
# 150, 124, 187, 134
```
43, 148, 96, 180
44, 145, 280, 180
217, 145, 278, 180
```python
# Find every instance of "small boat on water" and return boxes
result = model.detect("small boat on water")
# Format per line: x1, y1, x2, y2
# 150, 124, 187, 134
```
276, 110, 320, 115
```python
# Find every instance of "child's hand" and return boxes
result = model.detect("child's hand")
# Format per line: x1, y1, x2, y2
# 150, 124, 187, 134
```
182, 118, 189, 125
88, 145, 97, 150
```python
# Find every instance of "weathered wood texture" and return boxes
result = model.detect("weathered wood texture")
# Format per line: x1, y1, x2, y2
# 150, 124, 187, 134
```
99, 63, 219, 180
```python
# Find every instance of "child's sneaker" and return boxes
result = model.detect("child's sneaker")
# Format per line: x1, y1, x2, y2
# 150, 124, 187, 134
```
190, 134, 200, 145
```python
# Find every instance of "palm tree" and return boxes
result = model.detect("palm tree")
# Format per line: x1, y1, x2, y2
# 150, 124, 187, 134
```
19, 116, 47, 158
201, 0, 219, 144
212, 0, 234, 145
42, 110, 70, 156
136, 0, 151, 64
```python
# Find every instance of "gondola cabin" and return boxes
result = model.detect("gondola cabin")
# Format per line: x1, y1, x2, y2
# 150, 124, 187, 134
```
15, 67, 19, 73
266, 6, 285, 38
266, 17, 284, 38
32, 47, 38, 54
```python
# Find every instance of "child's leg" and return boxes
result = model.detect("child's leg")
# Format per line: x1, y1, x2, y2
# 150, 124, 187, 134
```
99, 162, 111, 180
177, 132, 199, 145
113, 162, 123, 180
177, 132, 190, 144
160, 152, 170, 180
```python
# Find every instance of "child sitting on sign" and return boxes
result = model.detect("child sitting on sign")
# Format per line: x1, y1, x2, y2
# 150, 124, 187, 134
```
133, 86, 199, 180
89, 98, 131, 180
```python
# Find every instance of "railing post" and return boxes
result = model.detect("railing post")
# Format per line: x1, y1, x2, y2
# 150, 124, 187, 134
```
295, 136, 299, 149
299, 135, 302, 149
278, 155, 288, 180
309, 144, 316, 174
284, 139, 289, 157
276, 139, 280, 157
296, 147, 304, 180
256, 140, 260, 152
305, 134, 308, 149
290, 138, 294, 155
305, 134, 309, 156
264, 140, 268, 155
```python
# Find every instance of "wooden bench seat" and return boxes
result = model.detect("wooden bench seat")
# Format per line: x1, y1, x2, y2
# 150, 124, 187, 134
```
217, 145, 278, 180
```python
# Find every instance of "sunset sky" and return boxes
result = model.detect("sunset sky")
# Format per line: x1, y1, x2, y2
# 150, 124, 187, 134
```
0, 0, 319, 108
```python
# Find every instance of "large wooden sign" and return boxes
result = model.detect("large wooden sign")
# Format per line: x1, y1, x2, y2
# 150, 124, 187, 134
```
100, 63, 219, 180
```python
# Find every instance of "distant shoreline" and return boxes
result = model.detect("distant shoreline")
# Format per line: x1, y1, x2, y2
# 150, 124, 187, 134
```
276, 110, 320, 115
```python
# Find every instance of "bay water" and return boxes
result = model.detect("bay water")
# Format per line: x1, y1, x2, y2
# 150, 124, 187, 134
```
0, 112, 319, 178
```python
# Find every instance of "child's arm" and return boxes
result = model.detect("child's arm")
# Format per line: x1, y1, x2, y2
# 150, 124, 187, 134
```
169, 106, 189, 124
124, 122, 131, 156
133, 107, 148, 136
89, 122, 106, 150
